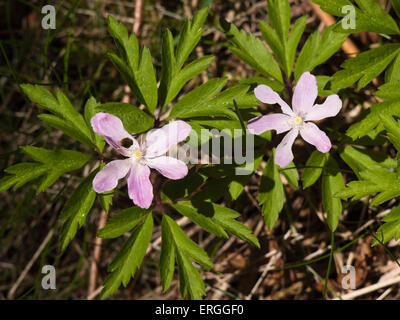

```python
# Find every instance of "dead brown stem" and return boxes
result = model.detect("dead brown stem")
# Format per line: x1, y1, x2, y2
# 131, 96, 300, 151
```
87, 209, 107, 299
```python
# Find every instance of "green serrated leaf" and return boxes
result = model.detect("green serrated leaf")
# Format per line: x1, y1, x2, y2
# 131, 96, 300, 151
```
336, 179, 382, 201
220, 18, 283, 82
159, 8, 211, 107
331, 44, 400, 90
370, 189, 400, 207
267, 0, 290, 43
302, 150, 327, 189
100, 213, 153, 299
311, 0, 352, 17
339, 145, 397, 179
171, 202, 228, 238
295, 25, 346, 80
163, 215, 213, 268
17, 146, 91, 194
108, 15, 139, 69
175, 7, 209, 70
38, 114, 93, 147
176, 249, 205, 300
20, 84, 59, 114
98, 206, 150, 239
322, 155, 344, 232
373, 206, 400, 246
160, 213, 214, 299
191, 119, 242, 132
375, 81, 400, 101
259, 153, 284, 230
135, 47, 158, 113
55, 90, 91, 136
280, 161, 299, 188
0, 175, 19, 193
170, 80, 244, 119
259, 20, 283, 65
211, 203, 260, 248
20, 84, 92, 143
3, 162, 47, 191
316, 75, 339, 97
59, 170, 97, 252
160, 218, 176, 292
385, 53, 400, 83
346, 100, 400, 139
107, 16, 157, 112
158, 29, 176, 108
164, 56, 214, 107
96, 102, 154, 134
170, 78, 227, 117
286, 16, 307, 77
171, 201, 259, 247
261, 0, 294, 76
99, 191, 114, 213
312, 0, 400, 35
379, 113, 400, 152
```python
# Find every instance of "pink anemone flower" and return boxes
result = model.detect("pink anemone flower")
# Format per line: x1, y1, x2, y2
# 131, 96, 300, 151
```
90, 112, 192, 209
247, 72, 342, 168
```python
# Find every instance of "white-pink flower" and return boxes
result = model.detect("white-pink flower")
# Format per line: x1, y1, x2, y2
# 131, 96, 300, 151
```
90, 112, 192, 209
247, 72, 342, 168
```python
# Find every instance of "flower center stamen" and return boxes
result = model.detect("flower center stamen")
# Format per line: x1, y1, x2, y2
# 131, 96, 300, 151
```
294, 117, 302, 124
133, 150, 142, 159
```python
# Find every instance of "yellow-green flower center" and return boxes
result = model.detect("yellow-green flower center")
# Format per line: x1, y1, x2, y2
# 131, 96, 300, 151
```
294, 117, 302, 124
133, 150, 142, 159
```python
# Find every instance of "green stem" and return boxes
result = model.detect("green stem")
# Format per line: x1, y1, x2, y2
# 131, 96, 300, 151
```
323, 231, 335, 299
371, 232, 400, 269
233, 99, 246, 135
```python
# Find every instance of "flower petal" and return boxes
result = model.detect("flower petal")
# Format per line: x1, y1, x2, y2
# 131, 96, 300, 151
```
304, 94, 342, 121
127, 163, 153, 209
275, 129, 298, 168
254, 85, 295, 116
292, 72, 318, 115
300, 122, 331, 153
146, 156, 188, 179
145, 120, 192, 158
92, 159, 131, 193
247, 114, 292, 135
90, 112, 139, 156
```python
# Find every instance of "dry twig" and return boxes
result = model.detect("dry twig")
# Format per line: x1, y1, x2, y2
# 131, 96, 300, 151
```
87, 209, 108, 298
8, 229, 54, 299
